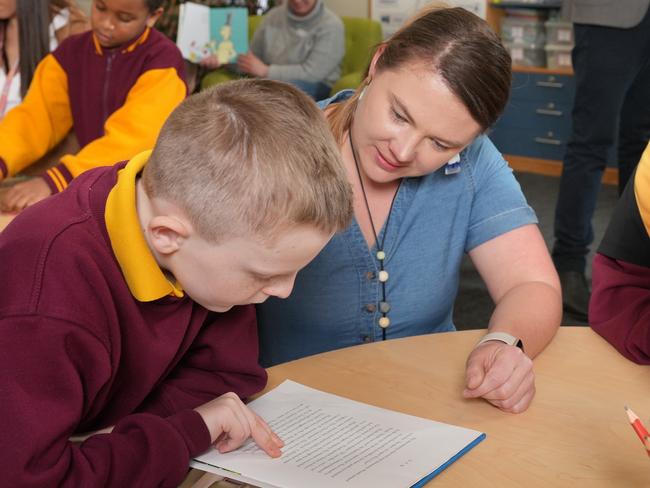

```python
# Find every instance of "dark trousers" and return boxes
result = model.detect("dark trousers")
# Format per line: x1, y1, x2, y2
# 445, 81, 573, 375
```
552, 8, 650, 273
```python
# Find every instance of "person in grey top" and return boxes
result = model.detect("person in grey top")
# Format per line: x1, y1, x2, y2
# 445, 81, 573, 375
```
552, 0, 650, 322
236, 0, 344, 100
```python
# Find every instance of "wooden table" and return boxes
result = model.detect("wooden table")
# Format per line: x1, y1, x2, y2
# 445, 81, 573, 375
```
184, 327, 650, 487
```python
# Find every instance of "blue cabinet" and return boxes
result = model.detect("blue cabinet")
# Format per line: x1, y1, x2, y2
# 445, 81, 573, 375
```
489, 72, 575, 161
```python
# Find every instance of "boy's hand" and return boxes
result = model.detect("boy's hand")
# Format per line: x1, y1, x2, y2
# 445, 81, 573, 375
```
195, 392, 283, 457
237, 52, 269, 77
0, 178, 52, 212
462, 341, 535, 414
199, 55, 221, 70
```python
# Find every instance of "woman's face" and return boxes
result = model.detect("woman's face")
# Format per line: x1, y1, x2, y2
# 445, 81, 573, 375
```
288, 0, 317, 17
350, 61, 482, 185
0, 0, 16, 19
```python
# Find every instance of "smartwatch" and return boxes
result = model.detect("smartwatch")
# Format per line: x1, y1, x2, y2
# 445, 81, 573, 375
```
476, 332, 524, 352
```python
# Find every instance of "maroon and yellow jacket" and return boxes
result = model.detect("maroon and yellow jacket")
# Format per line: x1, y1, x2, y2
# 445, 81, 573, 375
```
0, 27, 187, 193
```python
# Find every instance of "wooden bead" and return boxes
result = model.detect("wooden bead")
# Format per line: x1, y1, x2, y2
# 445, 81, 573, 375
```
378, 316, 390, 328
378, 270, 389, 282
376, 250, 386, 261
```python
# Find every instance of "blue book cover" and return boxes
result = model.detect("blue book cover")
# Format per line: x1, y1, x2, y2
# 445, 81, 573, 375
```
209, 7, 249, 65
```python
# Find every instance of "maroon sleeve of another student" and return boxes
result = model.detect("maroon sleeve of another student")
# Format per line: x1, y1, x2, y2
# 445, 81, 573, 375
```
0, 315, 211, 487
590, 253, 650, 364
137, 306, 268, 416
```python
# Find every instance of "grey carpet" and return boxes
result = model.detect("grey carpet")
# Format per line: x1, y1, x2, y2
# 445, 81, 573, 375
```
453, 171, 619, 330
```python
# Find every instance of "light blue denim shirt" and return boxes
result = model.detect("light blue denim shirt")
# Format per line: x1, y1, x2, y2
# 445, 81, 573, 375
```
257, 90, 538, 367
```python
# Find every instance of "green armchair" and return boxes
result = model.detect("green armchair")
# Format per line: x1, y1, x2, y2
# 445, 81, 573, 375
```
331, 16, 382, 94
200, 16, 382, 96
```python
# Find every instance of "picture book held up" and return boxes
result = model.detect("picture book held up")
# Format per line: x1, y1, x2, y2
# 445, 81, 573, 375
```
177, 4, 248, 64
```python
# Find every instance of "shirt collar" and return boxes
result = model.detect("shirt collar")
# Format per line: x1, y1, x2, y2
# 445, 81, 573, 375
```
105, 150, 184, 302
92, 27, 151, 56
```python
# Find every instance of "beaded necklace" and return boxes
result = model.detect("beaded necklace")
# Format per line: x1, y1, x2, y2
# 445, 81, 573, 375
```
348, 130, 402, 341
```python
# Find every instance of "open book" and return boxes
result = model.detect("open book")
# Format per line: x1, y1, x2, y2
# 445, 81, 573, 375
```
176, 4, 248, 64
191, 380, 485, 488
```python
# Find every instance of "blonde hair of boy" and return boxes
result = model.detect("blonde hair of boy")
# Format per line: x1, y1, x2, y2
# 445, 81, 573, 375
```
143, 79, 353, 243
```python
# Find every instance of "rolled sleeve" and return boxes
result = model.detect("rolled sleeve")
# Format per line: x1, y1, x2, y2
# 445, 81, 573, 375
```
465, 135, 538, 252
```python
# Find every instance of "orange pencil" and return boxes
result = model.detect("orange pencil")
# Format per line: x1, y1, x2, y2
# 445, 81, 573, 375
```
625, 405, 650, 442
644, 436, 650, 458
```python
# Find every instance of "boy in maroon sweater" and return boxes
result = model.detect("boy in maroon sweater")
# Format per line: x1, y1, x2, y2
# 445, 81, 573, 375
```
0, 79, 352, 486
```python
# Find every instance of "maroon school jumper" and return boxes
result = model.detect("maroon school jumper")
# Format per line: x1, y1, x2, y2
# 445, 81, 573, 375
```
0, 162, 267, 486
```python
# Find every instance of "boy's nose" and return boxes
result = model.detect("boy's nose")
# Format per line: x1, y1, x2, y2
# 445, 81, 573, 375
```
265, 276, 296, 300
100, 16, 115, 31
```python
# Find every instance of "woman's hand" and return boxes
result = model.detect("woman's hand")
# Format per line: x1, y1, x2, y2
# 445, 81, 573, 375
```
462, 341, 535, 414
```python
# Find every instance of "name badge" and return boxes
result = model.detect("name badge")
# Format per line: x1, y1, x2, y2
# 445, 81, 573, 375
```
444, 154, 461, 175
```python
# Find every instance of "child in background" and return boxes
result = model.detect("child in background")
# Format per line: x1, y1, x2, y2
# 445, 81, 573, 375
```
0, 0, 186, 212
0, 79, 353, 486
0, 0, 89, 117
590, 142, 650, 364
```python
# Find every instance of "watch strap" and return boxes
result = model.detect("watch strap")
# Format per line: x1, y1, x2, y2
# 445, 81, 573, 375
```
476, 331, 524, 351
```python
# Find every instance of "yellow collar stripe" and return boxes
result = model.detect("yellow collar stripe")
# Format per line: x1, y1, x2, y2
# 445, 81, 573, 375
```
92, 27, 150, 56
634, 143, 650, 238
105, 151, 184, 302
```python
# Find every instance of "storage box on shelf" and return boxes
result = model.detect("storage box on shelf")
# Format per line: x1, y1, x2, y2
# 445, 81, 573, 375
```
545, 43, 573, 69
545, 19, 573, 44
501, 16, 546, 44
544, 19, 574, 69
504, 41, 546, 67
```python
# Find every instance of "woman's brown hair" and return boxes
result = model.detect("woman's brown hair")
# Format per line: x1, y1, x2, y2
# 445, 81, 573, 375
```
328, 6, 511, 143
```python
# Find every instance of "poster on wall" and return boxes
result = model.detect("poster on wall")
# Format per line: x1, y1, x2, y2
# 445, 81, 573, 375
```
371, 0, 486, 39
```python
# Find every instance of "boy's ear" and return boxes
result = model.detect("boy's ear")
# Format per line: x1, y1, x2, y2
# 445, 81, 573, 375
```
146, 7, 164, 28
368, 44, 386, 78
147, 215, 190, 256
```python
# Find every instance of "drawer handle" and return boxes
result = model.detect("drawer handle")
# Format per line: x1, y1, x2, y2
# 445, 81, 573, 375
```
534, 136, 562, 146
536, 81, 564, 88
536, 108, 563, 116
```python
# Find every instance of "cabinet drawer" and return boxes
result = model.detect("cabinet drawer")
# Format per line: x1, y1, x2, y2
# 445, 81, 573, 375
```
510, 72, 575, 103
489, 127, 568, 161
497, 99, 572, 134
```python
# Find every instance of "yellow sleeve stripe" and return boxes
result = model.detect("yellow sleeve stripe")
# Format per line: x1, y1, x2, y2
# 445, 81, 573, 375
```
633, 142, 650, 238
46, 167, 65, 192
51, 167, 68, 191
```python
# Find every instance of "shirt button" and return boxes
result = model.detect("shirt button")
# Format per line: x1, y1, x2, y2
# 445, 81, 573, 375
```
361, 335, 373, 343
366, 271, 375, 281
365, 303, 376, 313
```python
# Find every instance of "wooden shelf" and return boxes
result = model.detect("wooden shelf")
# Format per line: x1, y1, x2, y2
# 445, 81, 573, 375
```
512, 65, 573, 75
488, 1, 563, 9
504, 154, 619, 186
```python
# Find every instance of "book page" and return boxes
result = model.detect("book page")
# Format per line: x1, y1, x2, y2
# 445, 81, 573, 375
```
176, 2, 212, 62
192, 380, 484, 488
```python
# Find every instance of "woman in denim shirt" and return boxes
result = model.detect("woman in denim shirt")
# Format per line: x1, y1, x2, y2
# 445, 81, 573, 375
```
258, 6, 561, 414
